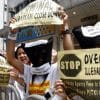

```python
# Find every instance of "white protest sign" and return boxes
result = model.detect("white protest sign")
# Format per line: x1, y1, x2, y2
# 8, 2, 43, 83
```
0, 55, 12, 86
58, 48, 100, 100
10, 0, 63, 29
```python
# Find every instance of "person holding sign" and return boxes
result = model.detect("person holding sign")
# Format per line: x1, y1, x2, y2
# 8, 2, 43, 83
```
6, 7, 74, 100
53, 8, 84, 100
10, 43, 32, 100
54, 80, 85, 100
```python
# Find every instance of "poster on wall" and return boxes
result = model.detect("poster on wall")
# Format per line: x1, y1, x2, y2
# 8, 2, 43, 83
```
58, 48, 100, 100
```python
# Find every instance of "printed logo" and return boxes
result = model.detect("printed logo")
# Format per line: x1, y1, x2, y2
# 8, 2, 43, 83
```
60, 54, 81, 77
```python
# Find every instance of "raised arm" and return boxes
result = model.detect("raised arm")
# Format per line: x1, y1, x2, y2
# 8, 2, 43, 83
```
59, 7, 74, 50
62, 33, 74, 50
6, 19, 24, 74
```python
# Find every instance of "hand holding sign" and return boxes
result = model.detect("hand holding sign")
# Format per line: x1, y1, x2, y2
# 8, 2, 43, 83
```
8, 18, 19, 40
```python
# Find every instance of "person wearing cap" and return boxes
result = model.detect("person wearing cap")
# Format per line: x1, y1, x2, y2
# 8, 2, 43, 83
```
6, 7, 74, 100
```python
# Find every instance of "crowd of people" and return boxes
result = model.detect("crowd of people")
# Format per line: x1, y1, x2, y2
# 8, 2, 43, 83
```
0, 3, 99, 100
5, 6, 75, 100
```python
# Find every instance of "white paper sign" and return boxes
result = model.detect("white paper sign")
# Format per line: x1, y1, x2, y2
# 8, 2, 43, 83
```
10, 0, 63, 29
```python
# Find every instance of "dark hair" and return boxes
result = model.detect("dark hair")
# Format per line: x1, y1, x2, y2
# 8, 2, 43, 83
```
15, 43, 25, 59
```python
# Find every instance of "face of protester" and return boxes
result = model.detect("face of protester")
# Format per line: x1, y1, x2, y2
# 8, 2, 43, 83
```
24, 44, 52, 67
17, 48, 30, 65
24, 38, 53, 67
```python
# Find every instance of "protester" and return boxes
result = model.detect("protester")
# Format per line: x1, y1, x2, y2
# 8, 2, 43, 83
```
54, 80, 85, 100
10, 43, 32, 84
10, 43, 32, 100
15, 43, 32, 66
54, 7, 84, 100
54, 80, 70, 100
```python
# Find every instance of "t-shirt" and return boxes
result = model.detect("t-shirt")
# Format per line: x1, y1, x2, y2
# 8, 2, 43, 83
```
24, 63, 59, 99
14, 81, 26, 100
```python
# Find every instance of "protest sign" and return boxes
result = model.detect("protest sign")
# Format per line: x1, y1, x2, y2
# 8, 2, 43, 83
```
16, 25, 60, 43
10, 0, 62, 29
0, 67, 10, 86
0, 55, 12, 86
10, 0, 62, 43
58, 48, 100, 100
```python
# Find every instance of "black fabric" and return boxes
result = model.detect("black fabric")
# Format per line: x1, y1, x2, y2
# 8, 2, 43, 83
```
95, 35, 100, 45
72, 26, 96, 49
44, 92, 51, 100
23, 37, 53, 67
32, 74, 48, 85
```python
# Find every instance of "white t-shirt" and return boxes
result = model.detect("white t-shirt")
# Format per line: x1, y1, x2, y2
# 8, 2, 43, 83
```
14, 81, 26, 100
24, 63, 60, 99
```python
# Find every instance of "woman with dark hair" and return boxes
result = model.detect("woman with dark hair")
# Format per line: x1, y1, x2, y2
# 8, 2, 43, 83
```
10, 43, 32, 100
15, 43, 32, 65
